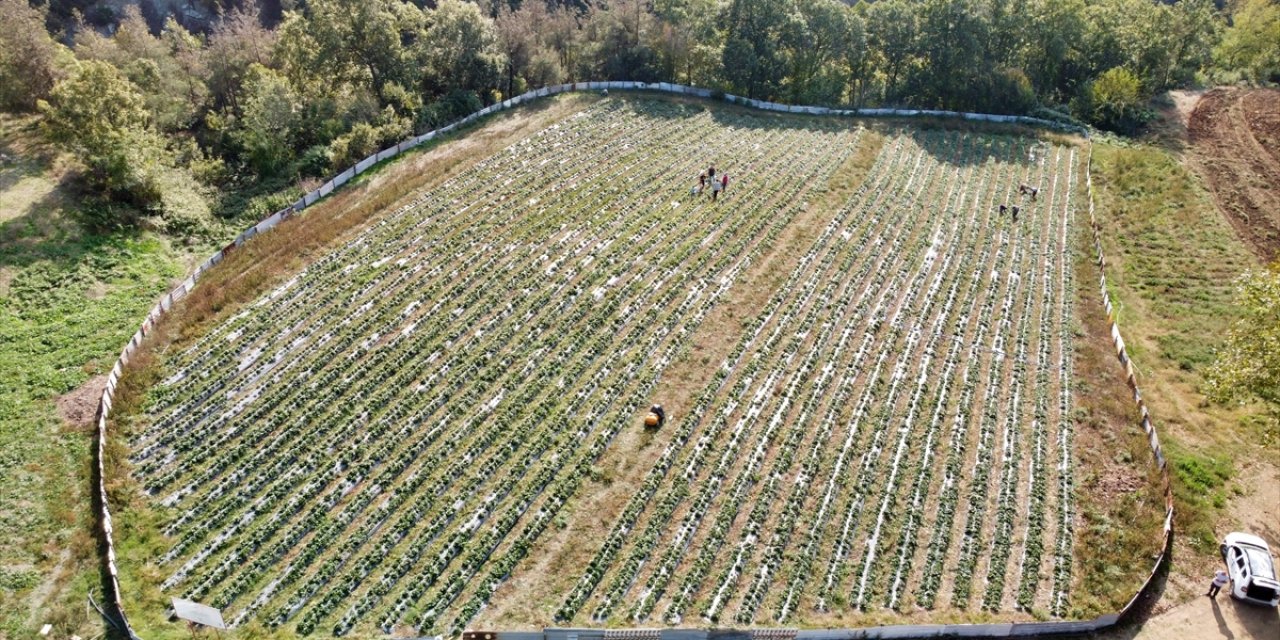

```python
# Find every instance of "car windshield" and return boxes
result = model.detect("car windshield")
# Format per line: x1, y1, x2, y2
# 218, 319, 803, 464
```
1243, 544, 1278, 580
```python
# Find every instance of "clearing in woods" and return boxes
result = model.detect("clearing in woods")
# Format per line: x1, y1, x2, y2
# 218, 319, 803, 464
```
113, 96, 1152, 636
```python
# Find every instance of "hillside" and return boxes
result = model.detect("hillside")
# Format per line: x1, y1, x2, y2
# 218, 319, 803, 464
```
104, 95, 1163, 637
4, 86, 1275, 640
0, 114, 185, 638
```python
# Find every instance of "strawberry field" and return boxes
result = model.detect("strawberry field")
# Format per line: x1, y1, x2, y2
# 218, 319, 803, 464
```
130, 97, 1082, 635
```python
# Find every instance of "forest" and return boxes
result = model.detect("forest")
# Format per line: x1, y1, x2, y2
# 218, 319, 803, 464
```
0, 0, 1277, 234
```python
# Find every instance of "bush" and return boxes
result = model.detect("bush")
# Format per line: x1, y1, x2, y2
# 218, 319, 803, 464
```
298, 145, 332, 179
240, 188, 302, 222
416, 90, 483, 132
327, 122, 382, 171
0, 0, 67, 112
1074, 67, 1153, 135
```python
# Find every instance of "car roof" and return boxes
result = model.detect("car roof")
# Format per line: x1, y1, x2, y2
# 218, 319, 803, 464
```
1242, 545, 1278, 580
1226, 531, 1271, 549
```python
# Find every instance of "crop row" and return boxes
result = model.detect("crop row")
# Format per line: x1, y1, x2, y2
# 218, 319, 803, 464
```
551, 130, 1081, 625
135, 99, 865, 634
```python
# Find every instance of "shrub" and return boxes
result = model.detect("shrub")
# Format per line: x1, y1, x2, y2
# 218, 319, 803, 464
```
39, 59, 210, 233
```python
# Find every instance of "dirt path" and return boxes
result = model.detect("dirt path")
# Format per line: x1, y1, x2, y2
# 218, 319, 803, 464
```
1099, 596, 1279, 640
1186, 87, 1280, 262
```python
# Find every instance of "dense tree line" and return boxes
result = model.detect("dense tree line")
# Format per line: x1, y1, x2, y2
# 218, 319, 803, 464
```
1, 0, 1277, 231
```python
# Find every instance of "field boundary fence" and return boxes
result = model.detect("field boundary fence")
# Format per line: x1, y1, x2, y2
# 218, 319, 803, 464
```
92, 82, 1166, 639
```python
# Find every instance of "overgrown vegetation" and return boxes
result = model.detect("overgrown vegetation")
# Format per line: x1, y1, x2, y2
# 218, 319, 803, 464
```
1087, 142, 1271, 566
0, 115, 184, 638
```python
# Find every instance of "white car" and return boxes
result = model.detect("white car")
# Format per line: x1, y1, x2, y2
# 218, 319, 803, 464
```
1220, 532, 1280, 607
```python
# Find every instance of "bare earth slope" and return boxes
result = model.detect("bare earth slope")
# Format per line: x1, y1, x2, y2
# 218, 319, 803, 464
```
1186, 87, 1280, 262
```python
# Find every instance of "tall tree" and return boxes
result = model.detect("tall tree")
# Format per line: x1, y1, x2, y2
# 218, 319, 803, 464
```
912, 0, 989, 109
581, 0, 660, 82
1206, 262, 1280, 422
1215, 0, 1280, 83
865, 0, 919, 104
417, 0, 505, 98
652, 0, 720, 85
276, 0, 421, 99
205, 6, 279, 112
0, 0, 67, 111
721, 0, 798, 99
75, 5, 208, 131
788, 0, 851, 104
233, 64, 300, 175
1017, 0, 1088, 103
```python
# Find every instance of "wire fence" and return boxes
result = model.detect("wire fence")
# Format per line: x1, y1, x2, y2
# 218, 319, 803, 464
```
92, 81, 1165, 640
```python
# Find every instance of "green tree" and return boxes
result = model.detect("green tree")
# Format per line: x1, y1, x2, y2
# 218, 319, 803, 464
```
277, 0, 422, 100
788, 0, 852, 105
1160, 0, 1222, 89
1017, 0, 1088, 103
911, 0, 989, 109
1216, 0, 1280, 83
233, 64, 300, 175
651, 0, 719, 85
0, 0, 68, 112
205, 6, 279, 112
1079, 65, 1148, 133
844, 9, 870, 107
74, 6, 208, 132
38, 59, 208, 231
1206, 262, 1280, 420
581, 0, 661, 82
721, 0, 798, 100
418, 0, 505, 99
865, 0, 919, 103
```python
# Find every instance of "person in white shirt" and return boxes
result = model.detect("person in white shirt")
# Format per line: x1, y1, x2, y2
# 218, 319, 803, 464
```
1207, 568, 1230, 598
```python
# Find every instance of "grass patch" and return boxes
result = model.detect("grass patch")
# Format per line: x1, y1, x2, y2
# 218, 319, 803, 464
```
1166, 443, 1233, 553
1071, 217, 1169, 617
0, 114, 184, 639
1086, 140, 1269, 597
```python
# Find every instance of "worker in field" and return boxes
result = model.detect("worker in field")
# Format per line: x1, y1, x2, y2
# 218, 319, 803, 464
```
999, 203, 1008, 218
645, 404, 666, 428
708, 167, 722, 201
1011, 205, 1020, 222
719, 173, 729, 197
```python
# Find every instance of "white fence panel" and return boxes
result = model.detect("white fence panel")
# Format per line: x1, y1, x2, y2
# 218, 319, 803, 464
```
333, 167, 355, 187
256, 211, 284, 234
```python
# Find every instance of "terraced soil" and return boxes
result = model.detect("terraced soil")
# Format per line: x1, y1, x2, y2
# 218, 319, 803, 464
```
1186, 87, 1280, 262
127, 98, 1087, 636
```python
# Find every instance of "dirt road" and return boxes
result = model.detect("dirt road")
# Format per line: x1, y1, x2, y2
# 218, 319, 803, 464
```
1101, 595, 1279, 640
1186, 87, 1280, 262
